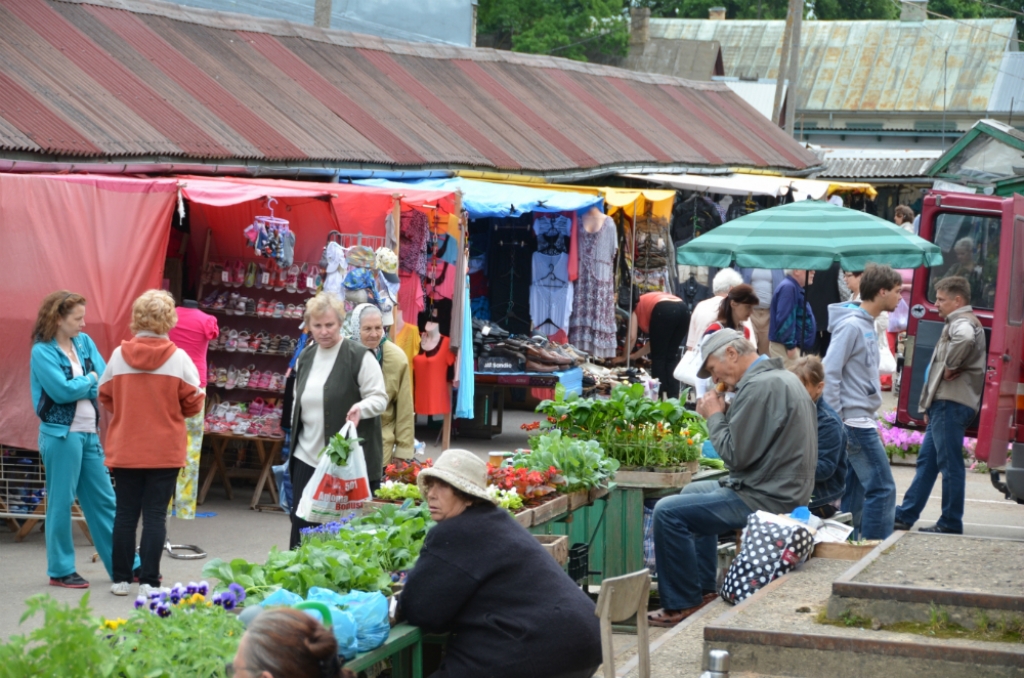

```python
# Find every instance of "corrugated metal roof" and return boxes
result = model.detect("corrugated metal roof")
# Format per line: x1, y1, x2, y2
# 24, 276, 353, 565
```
649, 18, 1017, 113
0, 0, 819, 173
713, 77, 786, 120
818, 151, 941, 178
989, 52, 1024, 114
624, 38, 722, 81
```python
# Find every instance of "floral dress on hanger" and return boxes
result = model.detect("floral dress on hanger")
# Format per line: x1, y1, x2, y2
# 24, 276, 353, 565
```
569, 215, 618, 358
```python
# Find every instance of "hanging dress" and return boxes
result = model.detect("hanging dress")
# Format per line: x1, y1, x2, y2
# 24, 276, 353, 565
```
569, 216, 618, 358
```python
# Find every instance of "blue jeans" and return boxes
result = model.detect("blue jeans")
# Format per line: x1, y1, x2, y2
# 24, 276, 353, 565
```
841, 425, 896, 540
652, 480, 753, 611
895, 400, 974, 533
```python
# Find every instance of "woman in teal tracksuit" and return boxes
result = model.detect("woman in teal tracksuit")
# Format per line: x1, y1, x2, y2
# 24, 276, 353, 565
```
30, 291, 128, 588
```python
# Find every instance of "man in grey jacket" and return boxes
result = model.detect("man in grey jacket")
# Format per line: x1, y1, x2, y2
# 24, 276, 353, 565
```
822, 264, 904, 540
648, 329, 816, 628
895, 276, 985, 534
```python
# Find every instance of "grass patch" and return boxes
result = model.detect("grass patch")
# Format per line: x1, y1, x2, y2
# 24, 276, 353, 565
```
817, 608, 1024, 644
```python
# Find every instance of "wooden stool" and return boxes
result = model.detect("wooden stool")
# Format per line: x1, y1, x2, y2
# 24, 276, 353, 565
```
595, 569, 652, 678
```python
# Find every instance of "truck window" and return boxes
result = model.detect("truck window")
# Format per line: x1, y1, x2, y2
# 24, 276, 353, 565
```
926, 212, 1001, 310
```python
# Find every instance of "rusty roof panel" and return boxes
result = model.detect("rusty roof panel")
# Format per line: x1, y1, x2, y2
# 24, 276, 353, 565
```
276, 37, 486, 167
650, 18, 1016, 114
0, 0, 819, 172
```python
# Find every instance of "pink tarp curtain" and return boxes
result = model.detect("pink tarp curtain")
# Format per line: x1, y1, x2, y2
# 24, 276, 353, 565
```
0, 173, 178, 450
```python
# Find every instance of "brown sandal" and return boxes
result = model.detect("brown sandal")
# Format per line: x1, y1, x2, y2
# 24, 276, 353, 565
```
647, 597, 715, 628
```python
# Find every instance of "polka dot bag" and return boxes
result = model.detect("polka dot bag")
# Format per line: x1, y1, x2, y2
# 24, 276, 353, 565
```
719, 511, 815, 605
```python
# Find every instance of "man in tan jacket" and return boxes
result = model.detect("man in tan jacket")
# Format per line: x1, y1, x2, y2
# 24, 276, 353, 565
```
895, 276, 986, 534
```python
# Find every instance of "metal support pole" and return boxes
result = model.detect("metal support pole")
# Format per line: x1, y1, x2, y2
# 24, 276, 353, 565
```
771, 0, 798, 125
784, 0, 803, 136
699, 649, 730, 677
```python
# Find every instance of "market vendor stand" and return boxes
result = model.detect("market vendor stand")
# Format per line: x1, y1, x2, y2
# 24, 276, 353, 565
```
466, 367, 582, 438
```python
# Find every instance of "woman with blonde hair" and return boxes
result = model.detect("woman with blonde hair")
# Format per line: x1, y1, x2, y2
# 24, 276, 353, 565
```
99, 290, 205, 596
30, 290, 120, 589
289, 293, 387, 549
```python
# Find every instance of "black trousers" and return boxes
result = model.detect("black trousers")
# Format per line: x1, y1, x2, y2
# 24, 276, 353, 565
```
289, 456, 381, 550
111, 467, 179, 585
649, 300, 691, 399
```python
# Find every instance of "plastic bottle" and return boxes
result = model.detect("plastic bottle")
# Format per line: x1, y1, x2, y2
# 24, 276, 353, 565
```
413, 439, 426, 457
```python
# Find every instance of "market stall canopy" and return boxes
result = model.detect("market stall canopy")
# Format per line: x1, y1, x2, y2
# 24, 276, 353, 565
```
623, 172, 878, 201
676, 201, 944, 270
355, 178, 602, 218
453, 172, 675, 218
180, 179, 335, 206
0, 0, 819, 177
0, 173, 177, 450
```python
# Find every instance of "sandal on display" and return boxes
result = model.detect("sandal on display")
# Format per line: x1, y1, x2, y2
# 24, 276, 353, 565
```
297, 264, 308, 293
258, 371, 274, 390
233, 260, 246, 288
285, 304, 297, 319
244, 262, 257, 288
201, 290, 220, 308
257, 299, 269, 318
236, 331, 250, 353
225, 366, 238, 390
212, 291, 229, 311
268, 334, 281, 353
245, 297, 256, 316
285, 265, 300, 293
273, 302, 285, 319
225, 330, 239, 352
215, 367, 228, 387
250, 397, 266, 416
237, 367, 251, 389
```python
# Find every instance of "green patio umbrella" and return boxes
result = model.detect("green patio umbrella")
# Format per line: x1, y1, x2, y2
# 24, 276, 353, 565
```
676, 201, 945, 270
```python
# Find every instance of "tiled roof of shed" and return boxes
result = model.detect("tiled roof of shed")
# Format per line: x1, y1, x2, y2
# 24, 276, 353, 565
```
0, 0, 819, 174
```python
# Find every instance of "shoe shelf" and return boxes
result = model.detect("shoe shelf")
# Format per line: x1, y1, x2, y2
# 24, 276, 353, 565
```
205, 308, 304, 321
207, 383, 285, 395
208, 346, 292, 358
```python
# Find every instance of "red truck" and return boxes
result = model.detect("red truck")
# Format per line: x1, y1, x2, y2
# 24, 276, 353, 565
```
896, 191, 1024, 502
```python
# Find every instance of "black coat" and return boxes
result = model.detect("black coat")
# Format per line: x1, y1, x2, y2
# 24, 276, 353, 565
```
401, 503, 602, 678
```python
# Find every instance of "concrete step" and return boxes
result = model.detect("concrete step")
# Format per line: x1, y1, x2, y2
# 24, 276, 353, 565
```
702, 557, 1024, 678
825, 531, 1024, 631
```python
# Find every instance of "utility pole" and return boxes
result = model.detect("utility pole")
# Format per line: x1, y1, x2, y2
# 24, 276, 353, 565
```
314, 0, 332, 28
772, 0, 800, 125
784, 0, 804, 136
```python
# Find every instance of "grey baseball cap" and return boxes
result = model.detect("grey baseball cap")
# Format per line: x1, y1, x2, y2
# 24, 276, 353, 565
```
697, 328, 745, 379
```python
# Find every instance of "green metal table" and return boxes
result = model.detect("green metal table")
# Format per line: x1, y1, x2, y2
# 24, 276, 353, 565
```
344, 623, 423, 678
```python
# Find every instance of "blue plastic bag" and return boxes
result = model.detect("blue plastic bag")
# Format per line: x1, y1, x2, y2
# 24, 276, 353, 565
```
332, 590, 391, 653
260, 588, 359, 660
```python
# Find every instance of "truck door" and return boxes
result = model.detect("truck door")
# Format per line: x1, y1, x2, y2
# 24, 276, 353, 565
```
975, 193, 1024, 468
898, 193, 1001, 428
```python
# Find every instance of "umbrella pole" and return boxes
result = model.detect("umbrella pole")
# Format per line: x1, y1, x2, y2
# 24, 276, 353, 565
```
626, 197, 638, 373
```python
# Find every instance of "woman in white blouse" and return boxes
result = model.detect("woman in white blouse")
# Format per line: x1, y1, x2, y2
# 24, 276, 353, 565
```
288, 293, 387, 548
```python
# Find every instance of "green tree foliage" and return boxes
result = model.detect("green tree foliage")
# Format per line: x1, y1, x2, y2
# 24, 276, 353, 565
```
478, 0, 629, 61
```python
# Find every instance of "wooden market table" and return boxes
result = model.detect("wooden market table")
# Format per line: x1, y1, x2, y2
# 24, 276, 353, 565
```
467, 368, 583, 438
198, 431, 282, 510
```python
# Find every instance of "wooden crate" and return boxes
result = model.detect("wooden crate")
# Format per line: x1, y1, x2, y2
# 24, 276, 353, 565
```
567, 489, 591, 511
530, 494, 569, 526
812, 541, 882, 560
589, 484, 610, 502
613, 469, 692, 489
513, 508, 533, 528
534, 534, 569, 566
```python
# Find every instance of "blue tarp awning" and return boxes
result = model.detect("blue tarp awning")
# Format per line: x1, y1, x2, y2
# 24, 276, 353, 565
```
354, 177, 603, 218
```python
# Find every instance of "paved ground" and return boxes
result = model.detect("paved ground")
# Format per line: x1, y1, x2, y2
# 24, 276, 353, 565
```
2, 406, 1021, 648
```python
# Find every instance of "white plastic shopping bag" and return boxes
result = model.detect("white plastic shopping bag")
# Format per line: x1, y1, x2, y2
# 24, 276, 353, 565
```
673, 348, 703, 386
296, 421, 371, 523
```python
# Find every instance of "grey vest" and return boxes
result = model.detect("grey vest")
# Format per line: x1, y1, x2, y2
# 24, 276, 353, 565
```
291, 340, 384, 480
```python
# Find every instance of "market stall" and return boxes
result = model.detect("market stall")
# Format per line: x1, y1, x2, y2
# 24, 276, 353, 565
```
176, 176, 465, 506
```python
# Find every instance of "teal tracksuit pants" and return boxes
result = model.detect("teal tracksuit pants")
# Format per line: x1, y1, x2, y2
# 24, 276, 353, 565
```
39, 431, 120, 580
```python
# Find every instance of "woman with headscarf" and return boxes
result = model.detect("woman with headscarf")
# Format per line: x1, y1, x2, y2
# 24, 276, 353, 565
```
346, 303, 415, 466
289, 293, 387, 549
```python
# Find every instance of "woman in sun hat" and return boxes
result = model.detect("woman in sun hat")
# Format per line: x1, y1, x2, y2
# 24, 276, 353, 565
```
400, 449, 601, 678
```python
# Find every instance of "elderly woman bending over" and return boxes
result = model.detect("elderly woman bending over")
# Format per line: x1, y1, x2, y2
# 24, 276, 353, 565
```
401, 449, 602, 678
349, 303, 414, 465
289, 293, 387, 549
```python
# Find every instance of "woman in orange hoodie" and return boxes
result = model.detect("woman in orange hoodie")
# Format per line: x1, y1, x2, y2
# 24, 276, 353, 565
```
99, 290, 205, 597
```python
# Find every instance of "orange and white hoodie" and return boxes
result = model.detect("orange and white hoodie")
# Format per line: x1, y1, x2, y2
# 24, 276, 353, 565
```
99, 331, 205, 469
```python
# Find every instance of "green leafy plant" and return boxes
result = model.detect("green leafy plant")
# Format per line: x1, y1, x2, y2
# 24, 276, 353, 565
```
202, 502, 433, 603
321, 430, 363, 466
0, 594, 117, 677
375, 481, 422, 502
510, 430, 618, 492
484, 485, 525, 512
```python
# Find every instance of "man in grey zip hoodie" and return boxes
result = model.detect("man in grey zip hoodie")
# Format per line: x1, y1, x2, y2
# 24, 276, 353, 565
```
822, 264, 903, 540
